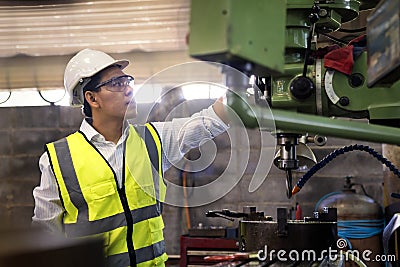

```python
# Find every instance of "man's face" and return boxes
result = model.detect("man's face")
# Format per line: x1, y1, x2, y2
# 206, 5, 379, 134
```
94, 66, 137, 120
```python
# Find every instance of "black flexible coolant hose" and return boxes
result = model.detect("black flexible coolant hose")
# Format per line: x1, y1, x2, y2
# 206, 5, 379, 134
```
293, 144, 400, 194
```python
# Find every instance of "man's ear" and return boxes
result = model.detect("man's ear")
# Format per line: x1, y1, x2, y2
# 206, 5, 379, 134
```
84, 91, 99, 108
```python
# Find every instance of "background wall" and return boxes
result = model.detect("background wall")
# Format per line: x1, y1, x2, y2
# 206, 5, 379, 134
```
0, 103, 384, 256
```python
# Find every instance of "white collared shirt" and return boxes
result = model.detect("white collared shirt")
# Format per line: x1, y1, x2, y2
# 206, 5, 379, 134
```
32, 106, 228, 232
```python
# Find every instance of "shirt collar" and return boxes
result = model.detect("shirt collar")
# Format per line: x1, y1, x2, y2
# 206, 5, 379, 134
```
79, 118, 130, 144
79, 118, 103, 142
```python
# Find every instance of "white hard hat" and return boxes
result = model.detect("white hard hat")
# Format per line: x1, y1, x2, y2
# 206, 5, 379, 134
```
64, 48, 129, 106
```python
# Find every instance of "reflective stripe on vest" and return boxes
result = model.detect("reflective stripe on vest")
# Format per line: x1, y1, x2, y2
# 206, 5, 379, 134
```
132, 124, 166, 210
46, 123, 167, 266
106, 240, 166, 267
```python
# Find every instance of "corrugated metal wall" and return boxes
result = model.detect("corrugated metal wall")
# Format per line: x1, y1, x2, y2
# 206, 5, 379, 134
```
0, 0, 189, 57
0, 0, 192, 92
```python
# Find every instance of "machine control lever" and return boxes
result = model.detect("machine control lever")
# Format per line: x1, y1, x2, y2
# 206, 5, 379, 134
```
206, 209, 249, 221
206, 207, 270, 222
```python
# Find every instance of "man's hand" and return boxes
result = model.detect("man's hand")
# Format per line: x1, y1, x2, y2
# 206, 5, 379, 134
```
212, 96, 230, 125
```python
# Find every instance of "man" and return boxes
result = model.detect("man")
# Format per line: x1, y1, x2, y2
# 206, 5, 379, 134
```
32, 48, 229, 267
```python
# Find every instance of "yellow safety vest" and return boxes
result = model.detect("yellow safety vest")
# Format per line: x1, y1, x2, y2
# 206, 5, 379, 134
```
46, 123, 168, 267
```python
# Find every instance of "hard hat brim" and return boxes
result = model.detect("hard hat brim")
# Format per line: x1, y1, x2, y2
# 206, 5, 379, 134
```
113, 59, 129, 71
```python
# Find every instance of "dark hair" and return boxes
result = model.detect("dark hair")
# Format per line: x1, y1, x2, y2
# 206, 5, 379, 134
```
82, 72, 102, 117
82, 65, 121, 117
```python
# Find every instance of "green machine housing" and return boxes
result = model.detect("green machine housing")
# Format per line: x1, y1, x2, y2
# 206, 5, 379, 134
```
188, 0, 400, 145
188, 0, 286, 76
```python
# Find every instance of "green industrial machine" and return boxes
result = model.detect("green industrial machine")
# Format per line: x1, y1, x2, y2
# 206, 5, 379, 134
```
189, 0, 400, 123
189, 0, 400, 198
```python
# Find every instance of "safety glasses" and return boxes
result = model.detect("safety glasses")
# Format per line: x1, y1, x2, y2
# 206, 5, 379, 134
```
94, 75, 135, 92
